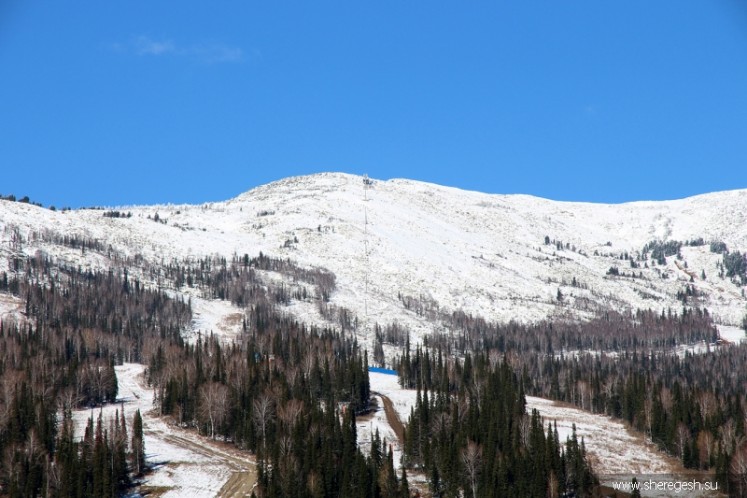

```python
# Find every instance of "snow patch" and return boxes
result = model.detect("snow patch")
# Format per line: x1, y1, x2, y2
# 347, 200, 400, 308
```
525, 396, 706, 497
71, 364, 255, 497
369, 371, 418, 423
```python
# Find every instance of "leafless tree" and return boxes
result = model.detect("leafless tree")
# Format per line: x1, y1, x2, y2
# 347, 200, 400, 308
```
519, 414, 531, 449
199, 382, 229, 439
697, 430, 715, 469
731, 442, 747, 496
253, 392, 275, 454
722, 419, 738, 455
576, 380, 591, 411
697, 392, 717, 423
278, 399, 304, 430
547, 470, 559, 498
285, 366, 300, 390
461, 440, 482, 498
675, 422, 691, 460
431, 412, 451, 436
660, 387, 673, 412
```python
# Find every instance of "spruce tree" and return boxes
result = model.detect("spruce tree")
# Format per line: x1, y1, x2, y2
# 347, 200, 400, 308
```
131, 409, 145, 476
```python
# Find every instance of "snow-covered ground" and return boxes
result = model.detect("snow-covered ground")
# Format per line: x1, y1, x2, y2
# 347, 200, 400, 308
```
671, 324, 747, 358
525, 397, 716, 497
526, 396, 675, 476
72, 364, 256, 498
369, 371, 698, 497
187, 295, 245, 343
365, 371, 428, 488
4, 173, 745, 495
2, 173, 747, 350
368, 371, 418, 423
363, 372, 415, 470
357, 395, 404, 468
717, 324, 745, 344
0, 292, 26, 324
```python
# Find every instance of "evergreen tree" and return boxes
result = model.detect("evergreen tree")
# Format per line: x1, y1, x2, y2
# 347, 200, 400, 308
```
131, 409, 146, 477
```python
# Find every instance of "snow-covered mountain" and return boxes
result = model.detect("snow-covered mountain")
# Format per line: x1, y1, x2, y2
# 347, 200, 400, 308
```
2, 172, 746, 343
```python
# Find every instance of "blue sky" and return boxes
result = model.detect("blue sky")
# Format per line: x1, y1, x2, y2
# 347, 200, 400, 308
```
1, 1, 747, 207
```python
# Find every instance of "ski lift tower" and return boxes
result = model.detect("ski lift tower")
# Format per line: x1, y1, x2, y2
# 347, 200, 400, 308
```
363, 175, 371, 337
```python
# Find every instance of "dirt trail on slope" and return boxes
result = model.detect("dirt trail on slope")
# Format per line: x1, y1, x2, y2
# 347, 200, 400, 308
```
144, 418, 258, 497
112, 364, 257, 497
379, 394, 405, 444
217, 470, 257, 498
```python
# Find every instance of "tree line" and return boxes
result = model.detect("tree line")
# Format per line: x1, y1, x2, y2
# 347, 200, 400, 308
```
394, 294, 747, 495
0, 257, 186, 496
400, 348, 596, 497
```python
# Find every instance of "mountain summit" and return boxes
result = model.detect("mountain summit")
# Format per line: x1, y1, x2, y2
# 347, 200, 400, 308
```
2, 173, 746, 341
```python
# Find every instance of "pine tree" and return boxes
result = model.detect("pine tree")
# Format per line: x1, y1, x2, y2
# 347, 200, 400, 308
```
131, 409, 145, 476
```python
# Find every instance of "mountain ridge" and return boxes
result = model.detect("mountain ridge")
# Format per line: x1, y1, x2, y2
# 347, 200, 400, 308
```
1, 172, 746, 347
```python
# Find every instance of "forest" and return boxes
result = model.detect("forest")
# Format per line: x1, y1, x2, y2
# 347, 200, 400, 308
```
0, 244, 598, 497
1, 231, 746, 496
395, 295, 747, 495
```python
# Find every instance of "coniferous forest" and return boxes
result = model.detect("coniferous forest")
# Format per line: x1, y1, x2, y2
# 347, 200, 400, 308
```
1, 234, 747, 496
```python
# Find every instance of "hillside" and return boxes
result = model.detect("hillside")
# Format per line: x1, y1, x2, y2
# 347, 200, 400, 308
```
2, 172, 746, 345
2, 173, 745, 497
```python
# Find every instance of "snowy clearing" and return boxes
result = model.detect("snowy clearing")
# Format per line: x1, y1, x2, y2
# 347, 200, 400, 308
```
0, 291, 27, 324
72, 364, 256, 498
526, 396, 715, 497
187, 295, 246, 344
357, 395, 404, 468
369, 372, 696, 497
717, 324, 745, 344
369, 371, 417, 424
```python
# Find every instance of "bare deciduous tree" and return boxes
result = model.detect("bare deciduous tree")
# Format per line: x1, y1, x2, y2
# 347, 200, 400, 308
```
253, 392, 275, 454
697, 392, 717, 423
675, 422, 690, 460
278, 399, 304, 430
519, 414, 531, 449
722, 419, 738, 455
731, 442, 747, 496
461, 440, 482, 498
697, 430, 714, 469
199, 382, 229, 439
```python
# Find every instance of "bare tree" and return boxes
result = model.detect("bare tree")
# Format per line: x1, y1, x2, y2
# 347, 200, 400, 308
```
431, 412, 451, 436
660, 387, 673, 412
518, 414, 531, 449
576, 380, 591, 411
199, 382, 229, 439
731, 442, 747, 496
547, 470, 559, 498
697, 430, 714, 469
253, 392, 275, 454
643, 394, 654, 437
57, 387, 83, 416
697, 392, 717, 424
461, 440, 482, 498
675, 422, 690, 460
302, 354, 316, 381
722, 419, 738, 455
278, 399, 304, 430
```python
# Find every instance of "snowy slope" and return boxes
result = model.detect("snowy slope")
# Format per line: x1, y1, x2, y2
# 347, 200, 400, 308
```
1, 173, 747, 345
71, 364, 256, 498
369, 370, 693, 497
524, 397, 715, 497
5, 174, 742, 495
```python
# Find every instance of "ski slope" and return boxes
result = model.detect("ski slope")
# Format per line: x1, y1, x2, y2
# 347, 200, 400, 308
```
71, 364, 256, 498
2, 173, 746, 347
6, 173, 743, 496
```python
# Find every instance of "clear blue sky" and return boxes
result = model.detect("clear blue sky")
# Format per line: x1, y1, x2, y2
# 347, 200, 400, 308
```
2, 1, 747, 207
